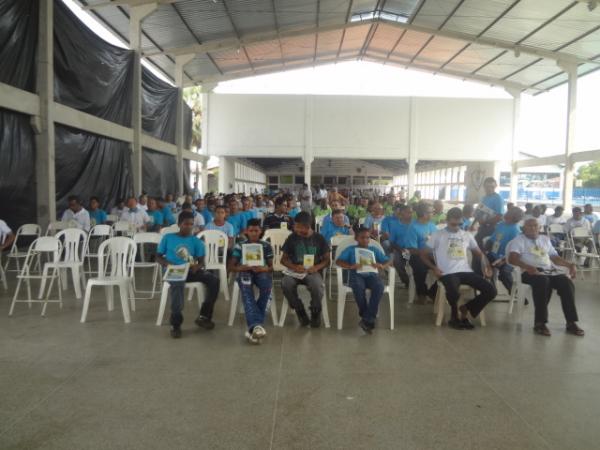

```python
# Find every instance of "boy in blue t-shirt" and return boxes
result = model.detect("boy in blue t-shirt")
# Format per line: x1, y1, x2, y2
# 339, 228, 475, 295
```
405, 202, 438, 301
205, 205, 236, 249
88, 197, 107, 226
156, 211, 220, 338
228, 219, 274, 344
227, 199, 248, 236
336, 226, 391, 333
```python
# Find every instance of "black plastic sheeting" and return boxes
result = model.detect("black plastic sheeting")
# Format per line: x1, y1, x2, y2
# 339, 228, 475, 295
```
183, 159, 192, 195
0, 0, 38, 91
142, 69, 177, 144
54, 0, 133, 127
55, 125, 133, 213
142, 148, 179, 198
183, 104, 193, 149
0, 109, 37, 229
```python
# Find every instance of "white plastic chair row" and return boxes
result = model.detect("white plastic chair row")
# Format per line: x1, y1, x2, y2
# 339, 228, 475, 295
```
334, 237, 396, 330
4, 224, 42, 273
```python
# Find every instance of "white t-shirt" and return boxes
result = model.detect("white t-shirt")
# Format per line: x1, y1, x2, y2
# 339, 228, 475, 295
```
506, 234, 558, 270
536, 215, 547, 228
120, 208, 150, 230
564, 218, 591, 234
193, 213, 205, 229
427, 228, 478, 275
61, 208, 91, 232
0, 219, 12, 245
547, 214, 566, 226
139, 203, 148, 211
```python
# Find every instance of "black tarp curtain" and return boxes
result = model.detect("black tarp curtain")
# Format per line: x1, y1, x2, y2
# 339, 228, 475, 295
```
0, 0, 192, 228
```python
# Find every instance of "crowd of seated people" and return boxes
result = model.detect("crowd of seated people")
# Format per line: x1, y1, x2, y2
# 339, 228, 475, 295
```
2, 180, 597, 343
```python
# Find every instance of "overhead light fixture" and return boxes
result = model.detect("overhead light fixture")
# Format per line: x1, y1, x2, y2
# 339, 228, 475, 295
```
514, 48, 521, 58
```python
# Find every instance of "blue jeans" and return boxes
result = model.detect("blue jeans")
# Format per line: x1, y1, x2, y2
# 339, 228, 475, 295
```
237, 271, 272, 330
348, 272, 384, 324
170, 270, 220, 327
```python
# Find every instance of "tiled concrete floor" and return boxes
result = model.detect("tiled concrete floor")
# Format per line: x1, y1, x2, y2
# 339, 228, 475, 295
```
1, 273, 599, 449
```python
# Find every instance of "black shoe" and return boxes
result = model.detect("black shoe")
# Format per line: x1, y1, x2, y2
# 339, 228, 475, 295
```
296, 308, 310, 327
524, 298, 529, 306
358, 319, 373, 334
448, 319, 463, 330
170, 327, 182, 339
460, 318, 475, 330
195, 316, 215, 330
310, 309, 321, 328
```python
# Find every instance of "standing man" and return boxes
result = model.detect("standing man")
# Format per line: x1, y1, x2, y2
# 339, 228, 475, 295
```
473, 177, 505, 247
298, 183, 313, 213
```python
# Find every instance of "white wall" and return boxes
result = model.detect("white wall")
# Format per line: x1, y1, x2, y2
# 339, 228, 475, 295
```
218, 157, 267, 194
207, 94, 514, 163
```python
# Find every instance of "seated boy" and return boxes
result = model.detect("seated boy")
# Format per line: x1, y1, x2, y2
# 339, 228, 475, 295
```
156, 211, 220, 338
88, 197, 107, 226
228, 219, 274, 344
281, 212, 330, 327
205, 205, 235, 249
336, 226, 391, 333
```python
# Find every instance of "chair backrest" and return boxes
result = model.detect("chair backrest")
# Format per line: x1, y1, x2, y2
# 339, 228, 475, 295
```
133, 232, 162, 245
106, 214, 118, 223
97, 237, 136, 278
45, 221, 70, 236
197, 230, 228, 267
571, 227, 592, 238
330, 234, 353, 262
112, 221, 135, 236
333, 236, 360, 266
548, 223, 565, 234
11, 224, 42, 253
90, 224, 113, 237
55, 228, 87, 263
160, 224, 179, 235
21, 237, 62, 273
264, 229, 291, 272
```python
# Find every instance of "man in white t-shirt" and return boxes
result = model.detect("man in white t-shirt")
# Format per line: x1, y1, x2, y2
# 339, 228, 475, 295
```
420, 207, 496, 330
120, 196, 150, 231
0, 219, 15, 251
564, 207, 591, 234
507, 218, 582, 337
61, 196, 91, 232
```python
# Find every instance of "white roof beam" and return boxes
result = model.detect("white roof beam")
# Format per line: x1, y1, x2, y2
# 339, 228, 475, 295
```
83, 0, 176, 10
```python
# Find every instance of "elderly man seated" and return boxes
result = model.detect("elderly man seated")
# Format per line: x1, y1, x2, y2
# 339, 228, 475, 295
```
507, 218, 583, 337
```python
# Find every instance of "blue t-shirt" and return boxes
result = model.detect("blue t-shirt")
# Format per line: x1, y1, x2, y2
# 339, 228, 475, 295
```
337, 244, 389, 276
405, 220, 437, 249
320, 221, 351, 242
592, 221, 600, 235
147, 209, 164, 227
199, 208, 213, 224
205, 221, 235, 237
488, 221, 520, 258
161, 206, 176, 226
388, 219, 413, 248
482, 193, 505, 215
89, 209, 107, 225
241, 210, 257, 222
322, 214, 350, 228
461, 217, 474, 230
381, 216, 396, 235
364, 215, 385, 229
227, 212, 248, 235
288, 207, 301, 219
157, 233, 205, 265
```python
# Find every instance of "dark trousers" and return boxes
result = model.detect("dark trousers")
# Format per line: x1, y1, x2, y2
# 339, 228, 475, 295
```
409, 254, 436, 298
474, 253, 513, 293
439, 272, 497, 319
348, 272, 384, 324
281, 273, 324, 313
170, 270, 220, 327
393, 250, 410, 286
521, 273, 578, 324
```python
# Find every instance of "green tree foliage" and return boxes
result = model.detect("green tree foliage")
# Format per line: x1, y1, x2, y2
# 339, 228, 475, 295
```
576, 161, 600, 188
183, 86, 202, 150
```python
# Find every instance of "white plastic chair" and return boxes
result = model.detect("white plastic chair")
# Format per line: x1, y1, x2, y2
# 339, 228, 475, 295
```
45, 221, 71, 236
156, 280, 206, 326
106, 214, 119, 223
9, 237, 63, 316
4, 224, 41, 273
358, 217, 366, 226
0, 256, 6, 290
506, 266, 531, 315
42, 228, 87, 300
228, 280, 279, 327
433, 282, 486, 327
328, 234, 349, 299
160, 224, 179, 235
197, 229, 230, 300
112, 221, 136, 237
132, 232, 162, 301
83, 224, 113, 276
334, 237, 397, 330
80, 237, 137, 323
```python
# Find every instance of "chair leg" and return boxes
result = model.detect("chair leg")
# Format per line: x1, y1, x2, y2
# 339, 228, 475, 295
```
119, 284, 131, 323
479, 309, 486, 327
388, 291, 395, 331
128, 282, 136, 311
8, 277, 24, 316
26, 278, 32, 309
105, 286, 114, 311
220, 268, 230, 301
321, 290, 331, 329
268, 290, 278, 326
72, 267, 82, 299
156, 283, 170, 326
80, 283, 93, 323
278, 301, 288, 327
337, 290, 346, 330
38, 265, 50, 299
434, 284, 445, 326
228, 282, 240, 326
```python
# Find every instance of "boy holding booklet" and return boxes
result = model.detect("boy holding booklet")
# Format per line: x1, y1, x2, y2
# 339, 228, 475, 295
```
281, 212, 331, 328
336, 226, 391, 333
228, 219, 274, 344
156, 211, 220, 339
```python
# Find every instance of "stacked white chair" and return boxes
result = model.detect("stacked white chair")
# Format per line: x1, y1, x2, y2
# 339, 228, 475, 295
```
334, 237, 397, 330
568, 228, 600, 278
80, 237, 137, 323
9, 237, 63, 316
197, 229, 230, 300
4, 224, 41, 273
42, 228, 87, 299
160, 224, 179, 235
132, 232, 162, 302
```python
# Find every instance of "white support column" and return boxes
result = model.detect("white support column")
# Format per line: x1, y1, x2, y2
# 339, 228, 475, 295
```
304, 96, 314, 185
199, 85, 215, 196
174, 54, 195, 195
407, 97, 419, 197
506, 88, 522, 204
218, 157, 235, 193
34, 0, 55, 228
200, 156, 209, 195
560, 62, 577, 210
129, 3, 156, 196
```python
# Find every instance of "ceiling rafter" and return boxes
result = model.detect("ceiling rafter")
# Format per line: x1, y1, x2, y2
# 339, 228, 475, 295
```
335, 0, 354, 60
221, 0, 255, 73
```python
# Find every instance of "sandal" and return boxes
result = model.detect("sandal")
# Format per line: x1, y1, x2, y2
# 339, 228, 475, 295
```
566, 323, 585, 337
533, 324, 551, 336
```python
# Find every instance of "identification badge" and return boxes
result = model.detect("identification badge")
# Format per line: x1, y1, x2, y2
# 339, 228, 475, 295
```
303, 254, 315, 268
447, 241, 465, 259
280, 221, 288, 230
219, 237, 225, 247
492, 233, 502, 254
531, 245, 550, 266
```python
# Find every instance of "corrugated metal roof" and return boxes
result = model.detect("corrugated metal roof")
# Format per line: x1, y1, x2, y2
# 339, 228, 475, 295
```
77, 0, 600, 92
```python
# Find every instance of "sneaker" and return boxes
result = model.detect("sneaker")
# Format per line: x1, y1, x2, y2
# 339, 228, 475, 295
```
296, 308, 310, 327
460, 318, 475, 330
358, 319, 373, 334
310, 309, 321, 328
195, 316, 215, 330
448, 319, 463, 330
170, 327, 182, 339
252, 325, 267, 340
245, 331, 260, 344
